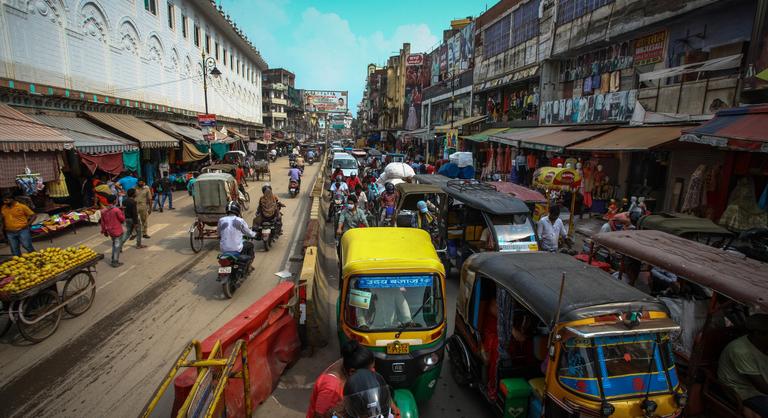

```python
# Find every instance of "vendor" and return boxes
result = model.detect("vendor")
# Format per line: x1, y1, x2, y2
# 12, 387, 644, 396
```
2, 193, 36, 256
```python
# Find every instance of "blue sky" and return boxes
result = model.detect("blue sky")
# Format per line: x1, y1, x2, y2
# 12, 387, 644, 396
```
219, 0, 489, 115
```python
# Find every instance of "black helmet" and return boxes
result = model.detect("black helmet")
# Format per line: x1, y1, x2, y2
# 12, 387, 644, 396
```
385, 182, 395, 193
262, 183, 272, 192
226, 201, 241, 217
343, 370, 391, 418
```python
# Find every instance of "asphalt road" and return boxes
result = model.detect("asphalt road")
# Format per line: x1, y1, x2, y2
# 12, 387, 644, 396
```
0, 157, 320, 418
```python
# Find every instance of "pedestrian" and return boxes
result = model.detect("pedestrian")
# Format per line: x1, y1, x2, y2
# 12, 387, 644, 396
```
537, 205, 570, 252
152, 175, 174, 212
134, 178, 152, 239
121, 189, 147, 249
100, 194, 125, 267
1, 193, 36, 256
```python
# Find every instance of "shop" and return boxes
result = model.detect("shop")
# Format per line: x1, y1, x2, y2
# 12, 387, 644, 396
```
472, 66, 539, 124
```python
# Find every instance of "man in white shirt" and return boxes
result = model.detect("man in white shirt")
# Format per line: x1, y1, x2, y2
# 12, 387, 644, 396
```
218, 202, 256, 264
537, 205, 569, 252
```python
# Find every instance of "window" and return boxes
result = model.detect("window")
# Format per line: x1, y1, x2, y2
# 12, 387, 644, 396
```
144, 0, 157, 15
511, 0, 540, 47
215, 41, 220, 60
181, 14, 188, 38
557, 0, 614, 25
194, 24, 200, 47
223, 49, 227, 66
205, 34, 211, 54
167, 2, 175, 29
484, 15, 511, 57
230, 55, 234, 70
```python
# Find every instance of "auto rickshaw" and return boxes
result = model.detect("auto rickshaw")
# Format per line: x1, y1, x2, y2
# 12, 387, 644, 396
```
532, 166, 582, 234
448, 252, 686, 418
490, 181, 547, 221
442, 180, 538, 269
338, 227, 447, 417
394, 183, 449, 270
636, 212, 735, 248
588, 230, 768, 417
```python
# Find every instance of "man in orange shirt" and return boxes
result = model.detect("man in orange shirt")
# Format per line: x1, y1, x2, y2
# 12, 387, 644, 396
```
1, 193, 36, 256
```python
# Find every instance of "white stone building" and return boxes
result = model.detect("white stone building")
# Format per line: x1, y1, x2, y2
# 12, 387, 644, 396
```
0, 0, 266, 124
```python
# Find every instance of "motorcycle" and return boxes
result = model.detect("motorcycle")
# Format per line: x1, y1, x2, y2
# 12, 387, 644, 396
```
217, 243, 254, 299
269, 153, 277, 162
328, 193, 346, 225
380, 205, 395, 227
307, 156, 315, 165
255, 219, 281, 251
289, 179, 300, 198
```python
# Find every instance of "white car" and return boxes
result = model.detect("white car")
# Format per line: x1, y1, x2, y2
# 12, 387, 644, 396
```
332, 152, 359, 178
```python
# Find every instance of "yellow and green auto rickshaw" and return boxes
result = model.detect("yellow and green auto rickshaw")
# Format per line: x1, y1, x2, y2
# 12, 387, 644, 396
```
338, 227, 447, 417
447, 252, 686, 418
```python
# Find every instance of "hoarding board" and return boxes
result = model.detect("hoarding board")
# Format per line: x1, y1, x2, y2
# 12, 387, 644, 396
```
303, 90, 348, 113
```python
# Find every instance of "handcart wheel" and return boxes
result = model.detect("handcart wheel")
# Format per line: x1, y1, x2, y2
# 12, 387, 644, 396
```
190, 223, 204, 253
17, 289, 62, 343
63, 271, 96, 316
0, 304, 11, 338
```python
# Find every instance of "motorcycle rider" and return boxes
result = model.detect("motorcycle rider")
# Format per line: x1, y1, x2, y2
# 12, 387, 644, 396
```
269, 148, 277, 160
288, 166, 302, 190
328, 177, 349, 220
378, 182, 398, 226
336, 195, 369, 237
218, 201, 256, 269
307, 148, 316, 162
346, 172, 362, 192
340, 369, 399, 418
256, 184, 285, 235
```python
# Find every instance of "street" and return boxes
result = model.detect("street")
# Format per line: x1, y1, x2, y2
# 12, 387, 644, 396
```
0, 158, 319, 418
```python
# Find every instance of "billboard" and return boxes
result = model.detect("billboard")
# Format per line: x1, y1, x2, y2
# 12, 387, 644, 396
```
431, 21, 475, 82
303, 90, 348, 113
405, 54, 430, 130
407, 54, 424, 66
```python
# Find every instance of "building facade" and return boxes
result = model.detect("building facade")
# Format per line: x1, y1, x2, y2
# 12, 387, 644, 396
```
262, 68, 294, 131
0, 0, 266, 124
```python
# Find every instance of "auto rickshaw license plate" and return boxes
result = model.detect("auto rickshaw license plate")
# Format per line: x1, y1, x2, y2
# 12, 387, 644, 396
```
386, 342, 409, 354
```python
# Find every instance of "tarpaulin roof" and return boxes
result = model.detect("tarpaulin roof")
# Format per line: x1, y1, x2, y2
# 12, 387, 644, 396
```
0, 104, 73, 152
465, 252, 667, 324
489, 126, 566, 147
490, 182, 546, 203
443, 181, 529, 215
30, 114, 137, 154
148, 120, 204, 143
637, 212, 734, 238
225, 126, 248, 139
84, 112, 178, 149
567, 125, 690, 151
680, 105, 768, 152
434, 115, 487, 133
460, 128, 510, 143
78, 152, 124, 175
519, 127, 613, 152
182, 141, 208, 162
592, 230, 768, 312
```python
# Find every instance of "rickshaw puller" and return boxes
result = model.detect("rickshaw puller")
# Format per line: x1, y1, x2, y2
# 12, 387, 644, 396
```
218, 201, 256, 269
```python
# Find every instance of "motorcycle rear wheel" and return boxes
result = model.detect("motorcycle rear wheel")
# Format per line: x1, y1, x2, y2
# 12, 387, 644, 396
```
222, 277, 237, 299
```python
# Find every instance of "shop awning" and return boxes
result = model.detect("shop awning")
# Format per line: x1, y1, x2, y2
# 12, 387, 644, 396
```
567, 125, 691, 151
461, 128, 510, 143
148, 120, 204, 143
84, 112, 179, 149
78, 152, 124, 175
30, 114, 138, 155
0, 104, 73, 152
434, 115, 487, 133
0, 151, 61, 187
182, 141, 208, 162
680, 105, 768, 152
225, 126, 248, 140
488, 126, 566, 147
519, 127, 613, 152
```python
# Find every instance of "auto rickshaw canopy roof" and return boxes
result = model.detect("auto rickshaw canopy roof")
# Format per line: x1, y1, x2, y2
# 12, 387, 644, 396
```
395, 183, 446, 196
202, 163, 238, 174
637, 212, 734, 238
340, 227, 444, 278
490, 182, 546, 203
412, 174, 452, 187
444, 181, 529, 215
464, 252, 666, 325
592, 230, 768, 312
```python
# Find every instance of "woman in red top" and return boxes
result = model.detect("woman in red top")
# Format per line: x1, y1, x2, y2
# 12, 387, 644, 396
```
306, 340, 374, 418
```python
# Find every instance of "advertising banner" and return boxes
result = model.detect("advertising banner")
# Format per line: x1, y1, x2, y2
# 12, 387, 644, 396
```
634, 31, 667, 66
197, 114, 217, 142
303, 90, 348, 113
406, 54, 424, 66
539, 90, 637, 125
405, 51, 429, 130
430, 49, 440, 85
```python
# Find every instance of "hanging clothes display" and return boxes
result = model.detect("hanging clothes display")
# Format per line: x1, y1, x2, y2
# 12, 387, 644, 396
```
47, 170, 70, 198
719, 177, 768, 231
681, 165, 707, 214
122, 150, 140, 174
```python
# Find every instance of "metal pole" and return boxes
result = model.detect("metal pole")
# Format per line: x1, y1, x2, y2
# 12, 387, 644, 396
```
201, 53, 212, 164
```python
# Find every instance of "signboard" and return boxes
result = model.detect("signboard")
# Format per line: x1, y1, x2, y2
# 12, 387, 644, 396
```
357, 276, 433, 289
634, 31, 667, 66
197, 114, 217, 142
264, 130, 272, 141
303, 90, 348, 113
406, 54, 424, 66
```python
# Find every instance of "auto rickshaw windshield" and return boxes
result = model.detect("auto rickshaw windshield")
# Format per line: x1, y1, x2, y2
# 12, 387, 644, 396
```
489, 214, 536, 250
557, 333, 678, 400
345, 274, 444, 332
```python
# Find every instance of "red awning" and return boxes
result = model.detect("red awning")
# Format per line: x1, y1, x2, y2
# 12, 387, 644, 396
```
490, 182, 546, 203
681, 105, 768, 152
78, 152, 124, 175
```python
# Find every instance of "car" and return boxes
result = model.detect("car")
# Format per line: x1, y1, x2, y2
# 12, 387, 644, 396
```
331, 152, 359, 178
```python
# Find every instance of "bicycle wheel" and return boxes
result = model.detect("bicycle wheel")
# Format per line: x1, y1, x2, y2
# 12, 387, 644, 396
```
17, 289, 62, 343
0, 304, 10, 338
190, 222, 204, 253
63, 271, 96, 316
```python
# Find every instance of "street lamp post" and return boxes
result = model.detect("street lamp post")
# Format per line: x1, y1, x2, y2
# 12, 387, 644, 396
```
199, 52, 221, 163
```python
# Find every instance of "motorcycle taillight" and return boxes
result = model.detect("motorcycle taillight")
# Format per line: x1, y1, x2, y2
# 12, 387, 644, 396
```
218, 258, 233, 266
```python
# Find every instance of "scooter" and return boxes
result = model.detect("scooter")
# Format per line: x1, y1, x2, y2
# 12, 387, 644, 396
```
380, 205, 395, 227
289, 179, 300, 198
328, 194, 346, 225
269, 154, 277, 163
307, 156, 315, 165
254, 218, 282, 251
217, 241, 254, 299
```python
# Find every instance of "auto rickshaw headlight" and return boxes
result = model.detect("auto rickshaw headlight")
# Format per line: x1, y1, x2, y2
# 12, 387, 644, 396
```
675, 391, 688, 409
600, 402, 615, 416
641, 399, 658, 416
422, 353, 440, 370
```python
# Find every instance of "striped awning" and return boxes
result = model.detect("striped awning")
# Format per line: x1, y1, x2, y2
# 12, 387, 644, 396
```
0, 104, 73, 152
84, 112, 179, 149
30, 114, 138, 155
681, 105, 768, 152
148, 120, 204, 143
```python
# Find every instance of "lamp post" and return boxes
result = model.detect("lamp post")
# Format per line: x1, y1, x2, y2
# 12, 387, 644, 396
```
200, 52, 221, 163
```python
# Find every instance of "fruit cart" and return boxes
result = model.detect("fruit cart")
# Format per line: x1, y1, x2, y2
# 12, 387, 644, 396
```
0, 250, 103, 343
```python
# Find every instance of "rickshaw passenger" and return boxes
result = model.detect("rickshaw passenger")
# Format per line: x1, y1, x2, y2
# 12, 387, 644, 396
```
718, 314, 768, 418
412, 200, 436, 231
218, 201, 256, 265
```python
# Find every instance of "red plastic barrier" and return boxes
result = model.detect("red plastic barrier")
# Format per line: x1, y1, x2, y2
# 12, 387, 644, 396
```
173, 281, 300, 418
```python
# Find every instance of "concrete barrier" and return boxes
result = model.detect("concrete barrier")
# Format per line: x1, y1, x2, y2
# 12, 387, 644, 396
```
172, 281, 300, 418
